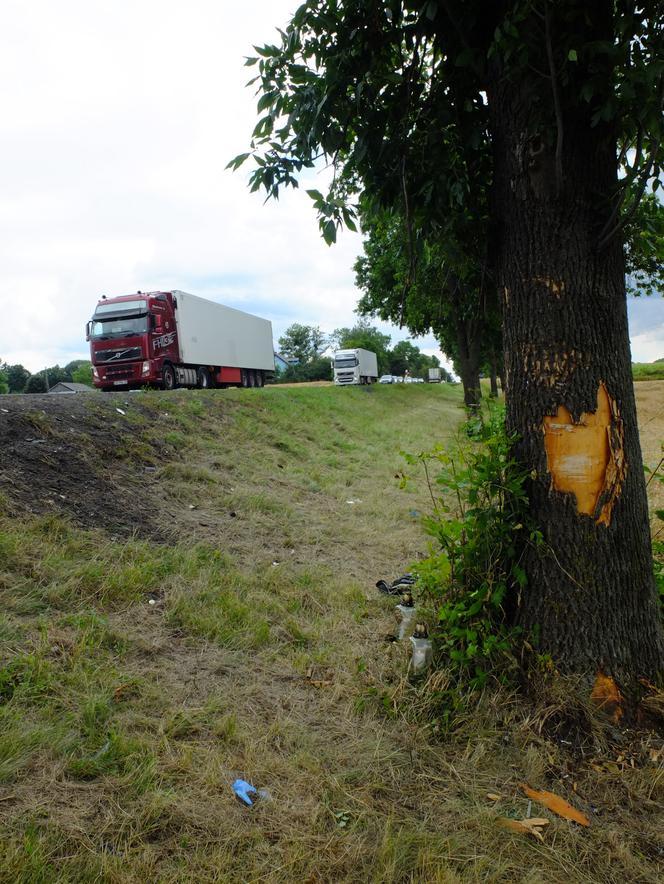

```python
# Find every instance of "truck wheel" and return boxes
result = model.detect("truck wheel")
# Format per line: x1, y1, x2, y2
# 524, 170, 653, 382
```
248, 370, 257, 388
241, 369, 249, 387
162, 363, 176, 391
197, 367, 211, 389
256, 371, 264, 388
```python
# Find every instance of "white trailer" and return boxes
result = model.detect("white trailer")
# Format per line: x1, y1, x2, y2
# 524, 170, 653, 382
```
173, 291, 274, 371
333, 348, 378, 385
428, 367, 442, 383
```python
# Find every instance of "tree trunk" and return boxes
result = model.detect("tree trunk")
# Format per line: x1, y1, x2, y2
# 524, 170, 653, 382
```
487, 5, 664, 686
489, 350, 499, 398
455, 317, 482, 411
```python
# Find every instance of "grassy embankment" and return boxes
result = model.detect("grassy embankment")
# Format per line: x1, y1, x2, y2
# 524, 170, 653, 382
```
1, 382, 664, 883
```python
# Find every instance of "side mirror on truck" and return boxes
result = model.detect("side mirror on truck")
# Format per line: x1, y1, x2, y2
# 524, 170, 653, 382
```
85, 321, 91, 342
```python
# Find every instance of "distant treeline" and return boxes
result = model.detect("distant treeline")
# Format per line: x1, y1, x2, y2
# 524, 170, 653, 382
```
632, 359, 664, 381
275, 321, 453, 384
0, 360, 93, 394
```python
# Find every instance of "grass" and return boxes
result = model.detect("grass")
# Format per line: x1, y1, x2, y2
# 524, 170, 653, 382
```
1, 383, 663, 882
633, 362, 664, 381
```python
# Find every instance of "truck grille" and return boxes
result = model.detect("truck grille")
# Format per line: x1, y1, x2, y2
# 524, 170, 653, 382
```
105, 366, 135, 380
96, 347, 142, 364
336, 372, 356, 384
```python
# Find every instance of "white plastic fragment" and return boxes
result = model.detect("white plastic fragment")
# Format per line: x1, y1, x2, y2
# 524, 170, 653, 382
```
409, 636, 433, 676
395, 604, 417, 641
116, 408, 126, 415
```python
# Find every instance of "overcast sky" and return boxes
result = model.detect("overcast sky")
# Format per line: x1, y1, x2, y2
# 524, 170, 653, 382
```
1, 0, 662, 374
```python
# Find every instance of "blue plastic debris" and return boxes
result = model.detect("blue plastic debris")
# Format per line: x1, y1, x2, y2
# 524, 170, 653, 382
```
232, 778, 258, 806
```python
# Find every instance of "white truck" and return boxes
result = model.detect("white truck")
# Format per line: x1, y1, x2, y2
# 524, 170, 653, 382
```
428, 367, 443, 383
333, 348, 379, 385
88, 289, 274, 390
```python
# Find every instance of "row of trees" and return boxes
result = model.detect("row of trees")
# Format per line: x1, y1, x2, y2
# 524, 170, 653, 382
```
276, 320, 450, 382
234, 0, 664, 690
0, 360, 93, 394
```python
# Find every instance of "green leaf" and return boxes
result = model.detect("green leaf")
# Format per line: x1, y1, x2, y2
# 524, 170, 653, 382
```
323, 219, 337, 245
257, 92, 275, 113
568, 48, 578, 62
225, 153, 250, 171
306, 189, 324, 202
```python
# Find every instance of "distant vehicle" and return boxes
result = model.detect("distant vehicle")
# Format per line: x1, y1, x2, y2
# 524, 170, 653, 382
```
333, 348, 378, 385
404, 377, 414, 384
86, 290, 274, 391
428, 367, 443, 383
379, 374, 396, 384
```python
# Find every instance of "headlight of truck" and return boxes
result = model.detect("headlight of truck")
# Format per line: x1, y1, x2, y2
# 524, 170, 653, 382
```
141, 361, 150, 375
92, 366, 99, 379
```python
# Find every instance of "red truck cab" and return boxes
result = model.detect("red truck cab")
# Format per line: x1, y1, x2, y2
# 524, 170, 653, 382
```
87, 292, 179, 391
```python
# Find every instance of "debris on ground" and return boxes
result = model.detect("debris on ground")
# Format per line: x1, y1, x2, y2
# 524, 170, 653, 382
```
520, 783, 591, 827
395, 599, 417, 640
375, 573, 416, 596
306, 665, 334, 688
410, 623, 433, 676
232, 779, 258, 806
498, 816, 550, 842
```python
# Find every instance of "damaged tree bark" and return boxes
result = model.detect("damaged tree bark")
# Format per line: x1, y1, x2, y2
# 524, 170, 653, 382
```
488, 5, 664, 686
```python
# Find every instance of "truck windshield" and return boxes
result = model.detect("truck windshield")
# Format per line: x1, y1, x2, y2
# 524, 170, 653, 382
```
334, 357, 358, 368
89, 315, 149, 339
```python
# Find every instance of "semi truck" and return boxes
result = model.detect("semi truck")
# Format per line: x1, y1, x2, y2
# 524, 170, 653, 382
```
86, 290, 274, 391
428, 367, 442, 383
333, 348, 378, 385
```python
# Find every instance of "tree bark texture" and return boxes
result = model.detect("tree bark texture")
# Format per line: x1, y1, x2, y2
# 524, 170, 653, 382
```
455, 316, 482, 410
487, 4, 664, 684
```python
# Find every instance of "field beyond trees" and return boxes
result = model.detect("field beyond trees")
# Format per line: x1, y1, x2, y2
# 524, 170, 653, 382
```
0, 383, 663, 882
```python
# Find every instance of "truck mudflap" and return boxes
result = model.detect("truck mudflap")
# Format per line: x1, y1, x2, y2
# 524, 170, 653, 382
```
217, 367, 241, 383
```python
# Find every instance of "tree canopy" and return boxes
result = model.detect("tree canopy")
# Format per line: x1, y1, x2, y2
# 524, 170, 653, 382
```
233, 1, 663, 248
235, 0, 664, 685
278, 323, 327, 362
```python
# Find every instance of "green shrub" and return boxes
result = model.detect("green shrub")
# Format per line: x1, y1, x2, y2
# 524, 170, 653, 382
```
403, 407, 536, 692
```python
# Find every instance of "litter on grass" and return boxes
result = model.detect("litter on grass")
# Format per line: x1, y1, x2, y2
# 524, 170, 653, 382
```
232, 778, 271, 807
232, 779, 257, 806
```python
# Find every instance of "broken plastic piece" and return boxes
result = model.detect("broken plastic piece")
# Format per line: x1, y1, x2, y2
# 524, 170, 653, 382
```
410, 636, 433, 676
395, 604, 417, 640
232, 779, 258, 806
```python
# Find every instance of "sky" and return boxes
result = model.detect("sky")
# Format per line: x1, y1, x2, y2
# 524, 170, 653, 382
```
0, 0, 662, 375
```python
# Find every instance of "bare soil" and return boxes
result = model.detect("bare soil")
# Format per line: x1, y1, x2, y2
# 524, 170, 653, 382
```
0, 392, 181, 538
